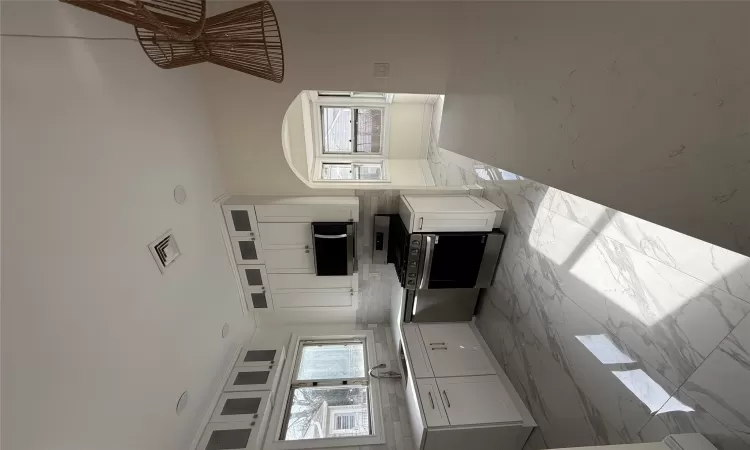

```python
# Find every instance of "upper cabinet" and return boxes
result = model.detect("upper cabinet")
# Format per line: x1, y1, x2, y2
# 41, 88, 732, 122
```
223, 205, 260, 237
399, 194, 502, 233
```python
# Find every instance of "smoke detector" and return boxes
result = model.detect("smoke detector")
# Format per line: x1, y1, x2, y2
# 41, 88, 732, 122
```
149, 230, 181, 273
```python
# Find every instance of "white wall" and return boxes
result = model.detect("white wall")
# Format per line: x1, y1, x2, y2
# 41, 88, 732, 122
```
1, 3, 252, 450
203, 1, 750, 257
389, 94, 434, 159
284, 93, 309, 178
439, 1, 750, 256
389, 159, 427, 186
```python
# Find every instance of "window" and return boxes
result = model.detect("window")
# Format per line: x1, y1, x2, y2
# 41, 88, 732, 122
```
321, 162, 383, 181
321, 106, 383, 154
271, 334, 384, 449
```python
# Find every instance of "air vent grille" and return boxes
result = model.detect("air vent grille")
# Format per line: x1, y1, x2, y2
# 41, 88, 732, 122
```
149, 230, 181, 273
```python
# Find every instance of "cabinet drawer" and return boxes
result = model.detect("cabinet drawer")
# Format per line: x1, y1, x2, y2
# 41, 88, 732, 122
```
272, 290, 354, 308
223, 205, 259, 237
258, 222, 312, 249
255, 204, 355, 223
268, 273, 352, 291
264, 248, 315, 274
416, 379, 449, 427
231, 237, 264, 264
211, 391, 270, 423
436, 376, 523, 426
224, 365, 279, 392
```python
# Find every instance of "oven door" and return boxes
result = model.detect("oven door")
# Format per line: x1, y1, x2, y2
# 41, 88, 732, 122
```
312, 222, 355, 276
417, 233, 488, 289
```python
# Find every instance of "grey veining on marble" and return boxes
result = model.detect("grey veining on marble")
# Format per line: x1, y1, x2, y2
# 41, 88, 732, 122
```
425, 146, 750, 450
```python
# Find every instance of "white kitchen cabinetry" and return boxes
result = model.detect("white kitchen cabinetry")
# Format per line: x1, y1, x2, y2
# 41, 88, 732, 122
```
223, 205, 260, 237
238, 265, 273, 311
399, 195, 502, 233
401, 322, 535, 450
419, 323, 495, 377
194, 344, 286, 450
219, 196, 359, 315
436, 376, 523, 426
258, 223, 312, 249
231, 237, 264, 264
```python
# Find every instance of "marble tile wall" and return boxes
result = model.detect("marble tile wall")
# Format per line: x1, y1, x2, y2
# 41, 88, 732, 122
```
425, 145, 750, 450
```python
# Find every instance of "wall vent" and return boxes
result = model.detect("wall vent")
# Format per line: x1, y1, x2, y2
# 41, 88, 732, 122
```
149, 230, 181, 273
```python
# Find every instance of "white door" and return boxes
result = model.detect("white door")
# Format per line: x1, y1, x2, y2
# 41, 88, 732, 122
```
231, 237, 265, 264
244, 289, 273, 311
268, 273, 352, 291
263, 248, 315, 274
235, 346, 284, 368
258, 223, 312, 249
223, 205, 259, 237
418, 323, 495, 377
436, 376, 523, 426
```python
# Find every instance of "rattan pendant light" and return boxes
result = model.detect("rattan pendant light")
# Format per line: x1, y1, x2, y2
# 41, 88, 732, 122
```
60, 0, 207, 41
135, 1, 284, 83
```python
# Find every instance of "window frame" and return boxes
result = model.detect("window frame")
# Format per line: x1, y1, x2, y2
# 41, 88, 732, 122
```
265, 332, 385, 450
316, 160, 389, 183
312, 96, 391, 158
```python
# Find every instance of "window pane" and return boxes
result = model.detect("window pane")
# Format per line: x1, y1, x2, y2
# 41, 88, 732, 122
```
322, 107, 352, 153
284, 386, 370, 440
355, 108, 383, 153
296, 343, 365, 380
354, 164, 382, 180
322, 163, 353, 180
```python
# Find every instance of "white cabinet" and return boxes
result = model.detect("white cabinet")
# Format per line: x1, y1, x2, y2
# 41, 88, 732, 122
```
417, 379, 449, 427
210, 391, 270, 423
238, 265, 273, 311
231, 237, 264, 264
235, 347, 284, 368
436, 376, 523, 426
258, 222, 312, 249
197, 422, 258, 450
399, 195, 500, 233
268, 273, 355, 309
223, 205, 260, 237
403, 324, 434, 378
418, 323, 495, 377
255, 201, 357, 223
224, 365, 280, 392
263, 248, 314, 274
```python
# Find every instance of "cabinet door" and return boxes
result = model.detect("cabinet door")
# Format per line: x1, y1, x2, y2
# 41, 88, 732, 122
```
255, 204, 355, 223
238, 265, 269, 293
419, 323, 495, 377
244, 290, 273, 311
268, 273, 352, 291
198, 423, 257, 450
211, 391, 270, 423
235, 346, 284, 368
413, 213, 494, 233
436, 376, 523, 426
263, 248, 314, 274
258, 223, 312, 249
223, 205, 259, 237
416, 379, 449, 427
231, 237, 265, 264
224, 365, 279, 392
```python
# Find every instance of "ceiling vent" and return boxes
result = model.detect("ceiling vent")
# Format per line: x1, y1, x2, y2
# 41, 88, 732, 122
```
149, 230, 181, 274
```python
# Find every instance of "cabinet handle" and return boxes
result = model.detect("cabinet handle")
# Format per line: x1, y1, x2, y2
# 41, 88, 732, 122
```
305, 250, 310, 253
429, 342, 445, 346
431, 347, 447, 350
419, 217, 424, 230
304, 245, 310, 249
442, 390, 451, 408
428, 391, 435, 409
